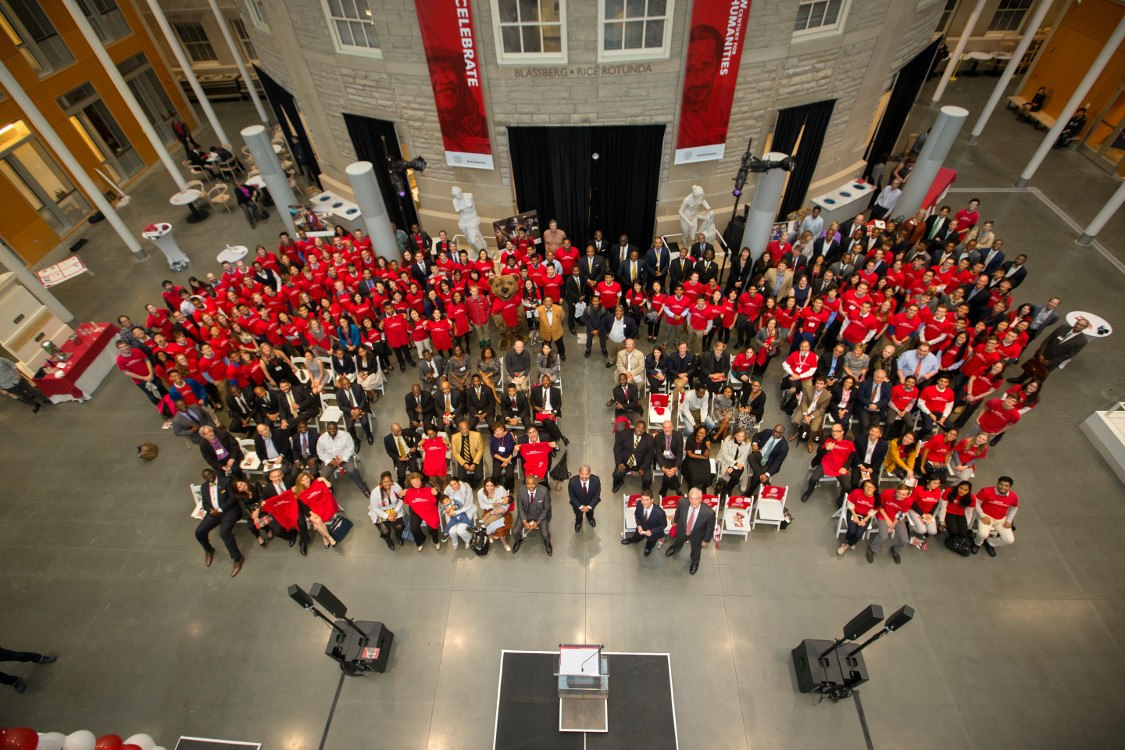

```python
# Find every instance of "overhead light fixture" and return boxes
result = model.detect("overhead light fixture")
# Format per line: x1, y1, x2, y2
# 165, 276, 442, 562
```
748, 155, 796, 173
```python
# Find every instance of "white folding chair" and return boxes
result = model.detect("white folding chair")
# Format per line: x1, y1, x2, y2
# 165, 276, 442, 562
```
319, 392, 343, 428
751, 485, 787, 531
723, 495, 753, 538
291, 356, 311, 385
621, 493, 639, 540
238, 439, 262, 476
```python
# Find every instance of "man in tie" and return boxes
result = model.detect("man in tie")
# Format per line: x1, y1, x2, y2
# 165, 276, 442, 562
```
171, 398, 217, 446
607, 372, 642, 418
655, 420, 685, 495
451, 420, 484, 487
194, 468, 245, 577
405, 382, 436, 432
382, 422, 420, 485
289, 420, 321, 474
535, 295, 567, 359
511, 474, 553, 556
336, 374, 374, 446
614, 338, 645, 385
437, 380, 464, 433
465, 373, 497, 425
224, 384, 258, 435
501, 383, 530, 428
612, 420, 655, 493
748, 424, 789, 497
644, 236, 670, 288
567, 464, 602, 532
620, 491, 667, 556
418, 349, 445, 393
855, 368, 892, 435
665, 488, 716, 575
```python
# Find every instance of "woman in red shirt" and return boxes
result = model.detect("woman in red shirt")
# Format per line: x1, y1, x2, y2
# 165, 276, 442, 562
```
951, 360, 1004, 429
646, 280, 667, 342
941, 480, 977, 543
403, 472, 442, 551
379, 306, 415, 371
839, 480, 878, 556
408, 308, 431, 360
708, 290, 738, 348
294, 471, 341, 549
446, 291, 472, 351
774, 296, 800, 343
908, 476, 943, 549
425, 310, 455, 357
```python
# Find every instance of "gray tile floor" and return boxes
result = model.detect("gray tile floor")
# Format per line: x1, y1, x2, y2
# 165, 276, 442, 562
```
2, 77, 1124, 748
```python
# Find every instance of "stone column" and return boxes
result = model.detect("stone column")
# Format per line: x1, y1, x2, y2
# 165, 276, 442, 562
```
207, 0, 269, 124
740, 152, 790, 262
346, 161, 399, 262
895, 106, 969, 219
1077, 180, 1125, 246
242, 125, 296, 234
0, 240, 73, 321
932, 0, 987, 104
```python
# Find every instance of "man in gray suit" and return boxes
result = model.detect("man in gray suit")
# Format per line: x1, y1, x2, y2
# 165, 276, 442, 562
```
512, 474, 553, 556
1025, 297, 1061, 342
664, 488, 715, 575
171, 399, 217, 445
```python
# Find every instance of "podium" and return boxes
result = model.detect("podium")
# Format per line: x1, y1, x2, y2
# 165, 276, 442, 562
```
556, 644, 609, 733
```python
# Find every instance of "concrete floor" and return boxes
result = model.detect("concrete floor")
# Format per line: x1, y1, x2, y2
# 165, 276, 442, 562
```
1, 77, 1124, 749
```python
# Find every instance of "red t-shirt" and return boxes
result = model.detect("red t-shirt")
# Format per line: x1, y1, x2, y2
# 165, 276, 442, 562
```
299, 479, 340, 521
919, 385, 955, 418
921, 433, 954, 464
890, 384, 918, 413
404, 486, 440, 528
976, 486, 1019, 521
977, 398, 1021, 434
821, 438, 855, 476
595, 281, 622, 309
663, 295, 691, 325
910, 487, 943, 515
518, 439, 553, 479
840, 313, 879, 344
116, 349, 151, 378
878, 488, 910, 518
421, 437, 448, 477
943, 488, 976, 517
847, 488, 876, 517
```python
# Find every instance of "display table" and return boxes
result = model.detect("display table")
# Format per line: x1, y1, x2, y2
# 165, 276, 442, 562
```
34, 322, 118, 403
170, 188, 209, 223
310, 191, 362, 224
245, 175, 266, 189
921, 167, 957, 213
811, 180, 876, 225
141, 222, 191, 272
1067, 311, 1113, 337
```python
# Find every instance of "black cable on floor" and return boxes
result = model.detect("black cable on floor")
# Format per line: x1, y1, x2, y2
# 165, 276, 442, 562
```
318, 668, 348, 750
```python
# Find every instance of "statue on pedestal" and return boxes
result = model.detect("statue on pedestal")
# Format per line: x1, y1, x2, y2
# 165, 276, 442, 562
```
452, 186, 488, 251
679, 185, 717, 245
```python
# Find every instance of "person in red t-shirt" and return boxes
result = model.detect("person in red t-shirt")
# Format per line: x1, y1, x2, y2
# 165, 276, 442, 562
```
594, 272, 623, 310
972, 394, 1021, 440
918, 375, 956, 434
801, 422, 855, 504
517, 426, 556, 481
973, 476, 1019, 555
403, 472, 442, 551
907, 476, 943, 547
838, 480, 878, 556
116, 340, 167, 406
941, 480, 977, 544
867, 485, 911, 563
420, 427, 450, 479
919, 428, 958, 481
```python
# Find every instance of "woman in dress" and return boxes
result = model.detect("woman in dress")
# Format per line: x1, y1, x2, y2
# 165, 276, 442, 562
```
476, 477, 513, 551
710, 385, 737, 441
293, 471, 341, 549
478, 346, 502, 401
368, 471, 406, 550
682, 425, 713, 491
402, 472, 442, 551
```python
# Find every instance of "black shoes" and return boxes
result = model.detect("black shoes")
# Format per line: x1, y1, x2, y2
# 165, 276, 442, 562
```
31, 403, 40, 413
575, 522, 582, 532
585, 351, 591, 359
13, 678, 25, 694
34, 654, 56, 664
891, 549, 901, 565
384, 536, 395, 550
611, 483, 623, 493
299, 540, 308, 556
512, 539, 522, 553
984, 541, 997, 557
664, 546, 677, 557
288, 536, 296, 547
545, 544, 553, 557
588, 518, 596, 528
865, 548, 875, 564
643, 547, 652, 557
367, 436, 375, 446
800, 492, 810, 503
689, 562, 698, 575
620, 537, 636, 545
605, 362, 613, 368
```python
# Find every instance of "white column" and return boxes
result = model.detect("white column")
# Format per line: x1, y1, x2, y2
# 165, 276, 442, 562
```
968, 0, 1052, 144
242, 125, 295, 234
740, 152, 790, 262
1017, 15, 1125, 187
59, 0, 186, 190
1077, 180, 1125, 246
0, 240, 73, 322
896, 106, 969, 219
145, 0, 229, 146
345, 161, 398, 262
932, 0, 987, 104
0, 61, 145, 260
206, 0, 269, 123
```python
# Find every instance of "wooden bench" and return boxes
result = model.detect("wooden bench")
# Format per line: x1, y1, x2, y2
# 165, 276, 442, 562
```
1005, 95, 1028, 110
1029, 111, 1056, 130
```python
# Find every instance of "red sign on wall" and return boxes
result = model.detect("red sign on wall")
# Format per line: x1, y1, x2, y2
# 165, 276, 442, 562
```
674, 0, 752, 165
414, 0, 494, 169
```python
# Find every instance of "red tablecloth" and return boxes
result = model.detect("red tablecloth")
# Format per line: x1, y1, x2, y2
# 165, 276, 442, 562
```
922, 167, 958, 212
35, 322, 118, 399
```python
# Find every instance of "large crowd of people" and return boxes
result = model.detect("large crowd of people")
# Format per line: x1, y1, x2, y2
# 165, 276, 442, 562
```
109, 198, 1092, 578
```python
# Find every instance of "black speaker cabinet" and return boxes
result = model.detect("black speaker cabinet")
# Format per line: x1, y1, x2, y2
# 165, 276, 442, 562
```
326, 620, 394, 674
791, 639, 869, 693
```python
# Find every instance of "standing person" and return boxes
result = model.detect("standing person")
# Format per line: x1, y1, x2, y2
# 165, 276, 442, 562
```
171, 114, 199, 152
402, 472, 442, 551
535, 295, 567, 359
234, 182, 268, 228
973, 476, 1019, 556
316, 422, 371, 495
116, 340, 167, 407
664, 488, 716, 575
194, 469, 245, 577
621, 490, 667, 557
1010, 317, 1090, 384
567, 464, 602, 532
0, 357, 51, 412
0, 646, 56, 694
512, 474, 553, 556
368, 472, 406, 550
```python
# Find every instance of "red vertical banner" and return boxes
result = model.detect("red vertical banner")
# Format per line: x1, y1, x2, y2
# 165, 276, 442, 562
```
414, 0, 494, 169
675, 0, 752, 165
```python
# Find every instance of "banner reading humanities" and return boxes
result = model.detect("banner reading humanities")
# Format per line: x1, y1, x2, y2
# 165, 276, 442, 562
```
414, 0, 494, 170
674, 0, 752, 165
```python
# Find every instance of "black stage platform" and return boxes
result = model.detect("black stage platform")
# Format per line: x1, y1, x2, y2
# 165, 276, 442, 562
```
493, 650, 678, 749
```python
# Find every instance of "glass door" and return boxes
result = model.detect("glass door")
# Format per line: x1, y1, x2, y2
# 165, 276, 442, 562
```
119, 53, 177, 146
1080, 87, 1125, 175
58, 83, 144, 183
0, 137, 91, 234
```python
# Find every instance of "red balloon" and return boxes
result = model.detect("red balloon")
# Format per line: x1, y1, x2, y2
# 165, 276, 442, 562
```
95, 736, 123, 750
2, 727, 38, 750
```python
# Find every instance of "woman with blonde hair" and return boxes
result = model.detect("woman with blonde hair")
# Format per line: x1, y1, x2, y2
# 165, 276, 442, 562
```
293, 470, 341, 549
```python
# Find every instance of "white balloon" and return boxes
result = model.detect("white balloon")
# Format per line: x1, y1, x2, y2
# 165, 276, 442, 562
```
63, 730, 96, 750
37, 733, 67, 750
123, 735, 156, 750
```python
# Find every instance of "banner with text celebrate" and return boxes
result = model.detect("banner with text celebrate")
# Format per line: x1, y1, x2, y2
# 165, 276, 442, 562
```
415, 0, 494, 169
674, 0, 752, 165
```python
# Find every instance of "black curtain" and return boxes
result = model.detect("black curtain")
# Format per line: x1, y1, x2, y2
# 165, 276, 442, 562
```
253, 66, 321, 184
770, 99, 837, 219
864, 39, 942, 179
343, 113, 418, 232
508, 125, 664, 251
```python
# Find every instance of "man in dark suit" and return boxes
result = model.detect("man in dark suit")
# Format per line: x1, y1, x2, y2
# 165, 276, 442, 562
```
810, 270, 838, 298
529, 374, 567, 443
611, 234, 636, 274
289, 420, 321, 473
854, 368, 892, 435
225, 384, 259, 435
512, 474, 552, 556
668, 247, 697, 291
621, 490, 666, 556
198, 425, 243, 477
999, 254, 1028, 289
405, 383, 436, 432
923, 206, 952, 244
617, 249, 647, 288
694, 249, 719, 285
839, 214, 868, 245
747, 424, 789, 497
500, 383, 530, 429
194, 469, 244, 577
664, 488, 716, 574
612, 420, 656, 492
644, 238, 671, 288
689, 232, 714, 262
850, 425, 889, 489
273, 380, 319, 429
171, 399, 217, 446
383, 422, 420, 484
1010, 317, 1091, 384
335, 374, 373, 446
434, 380, 464, 433
1025, 297, 1061, 342
563, 267, 586, 335
653, 420, 686, 495
980, 241, 1006, 275
584, 296, 611, 359
588, 229, 610, 257
607, 372, 641, 418
697, 341, 731, 394
465, 373, 496, 424
579, 245, 608, 299
254, 423, 293, 475
567, 465, 602, 532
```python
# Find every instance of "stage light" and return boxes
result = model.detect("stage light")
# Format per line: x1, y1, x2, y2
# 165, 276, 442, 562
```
288, 584, 317, 611
748, 155, 796, 173
401, 156, 427, 173
310, 583, 349, 619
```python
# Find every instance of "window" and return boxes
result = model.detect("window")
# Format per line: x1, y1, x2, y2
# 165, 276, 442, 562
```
493, 0, 565, 63
231, 18, 257, 61
0, 0, 74, 75
323, 0, 381, 56
935, 0, 958, 33
243, 0, 270, 33
989, 0, 1032, 32
77, 0, 130, 44
793, 0, 847, 34
600, 0, 671, 60
0, 121, 92, 234
174, 21, 217, 63
117, 53, 178, 145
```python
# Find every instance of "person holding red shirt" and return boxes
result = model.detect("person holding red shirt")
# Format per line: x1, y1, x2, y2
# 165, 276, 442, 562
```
918, 375, 956, 434
801, 422, 855, 504
867, 484, 911, 564
971, 393, 1022, 440
294, 472, 342, 550
907, 476, 943, 548
838, 480, 878, 556
403, 472, 442, 551
973, 476, 1018, 555
517, 426, 556, 481
419, 427, 450, 479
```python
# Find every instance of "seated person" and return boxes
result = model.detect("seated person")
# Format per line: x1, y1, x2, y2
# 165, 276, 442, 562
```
620, 491, 667, 556
607, 372, 642, 418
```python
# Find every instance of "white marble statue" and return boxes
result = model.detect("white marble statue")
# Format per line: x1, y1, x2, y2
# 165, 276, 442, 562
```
679, 185, 717, 245
451, 186, 488, 251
